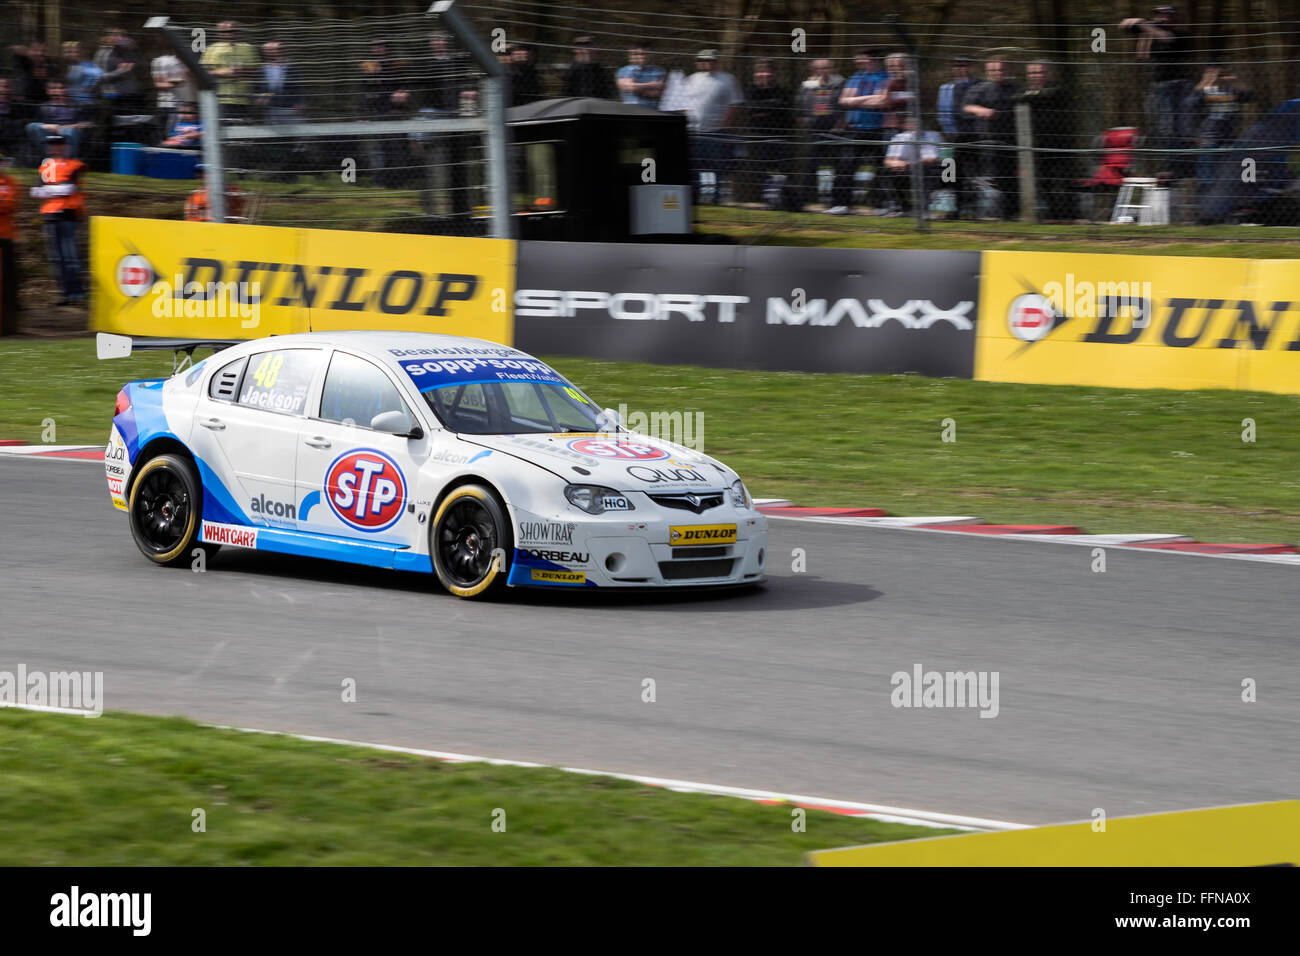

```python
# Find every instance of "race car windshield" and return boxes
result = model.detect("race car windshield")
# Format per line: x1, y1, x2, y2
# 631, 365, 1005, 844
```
423, 381, 607, 435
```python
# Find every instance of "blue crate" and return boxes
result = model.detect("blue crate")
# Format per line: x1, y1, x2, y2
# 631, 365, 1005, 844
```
110, 142, 144, 176
142, 148, 201, 180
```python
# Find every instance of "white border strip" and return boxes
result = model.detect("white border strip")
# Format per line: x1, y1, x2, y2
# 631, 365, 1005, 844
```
5, 702, 1025, 830
765, 513, 1300, 566
207, 724, 1027, 831
0, 444, 101, 455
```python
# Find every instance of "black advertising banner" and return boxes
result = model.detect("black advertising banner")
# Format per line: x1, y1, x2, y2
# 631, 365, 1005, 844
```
514, 242, 980, 377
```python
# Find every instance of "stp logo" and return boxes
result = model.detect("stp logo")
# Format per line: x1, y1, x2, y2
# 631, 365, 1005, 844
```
1007, 293, 1057, 343
568, 438, 668, 460
116, 254, 156, 298
325, 449, 407, 532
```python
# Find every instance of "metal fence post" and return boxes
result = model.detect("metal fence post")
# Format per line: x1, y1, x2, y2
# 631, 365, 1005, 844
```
1016, 102, 1036, 224
145, 16, 225, 222
431, 0, 513, 240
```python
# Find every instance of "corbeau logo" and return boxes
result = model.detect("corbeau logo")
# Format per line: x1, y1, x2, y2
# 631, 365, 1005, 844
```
171, 258, 479, 316
116, 254, 156, 298
1008, 293, 1300, 351
670, 524, 738, 545
325, 450, 407, 532
567, 438, 668, 460
626, 465, 707, 484
524, 549, 591, 564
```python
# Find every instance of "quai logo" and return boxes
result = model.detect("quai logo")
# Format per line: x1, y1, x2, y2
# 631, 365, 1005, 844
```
326, 449, 406, 532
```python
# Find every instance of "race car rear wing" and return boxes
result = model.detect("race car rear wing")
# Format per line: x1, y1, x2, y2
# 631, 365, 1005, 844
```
96, 333, 244, 373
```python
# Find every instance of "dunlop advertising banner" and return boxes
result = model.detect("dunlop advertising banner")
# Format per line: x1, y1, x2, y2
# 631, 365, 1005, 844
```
977, 250, 1300, 394
91, 217, 515, 344
808, 801, 1300, 866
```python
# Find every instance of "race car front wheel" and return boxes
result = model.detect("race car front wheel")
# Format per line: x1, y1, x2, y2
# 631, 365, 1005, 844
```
431, 484, 511, 599
128, 453, 205, 568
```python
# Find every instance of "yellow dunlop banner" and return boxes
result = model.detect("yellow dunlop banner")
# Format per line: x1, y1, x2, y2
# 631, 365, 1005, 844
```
976, 251, 1300, 394
808, 800, 1300, 866
90, 217, 515, 344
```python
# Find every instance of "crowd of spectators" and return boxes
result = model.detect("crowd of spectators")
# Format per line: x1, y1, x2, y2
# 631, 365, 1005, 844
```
0, 8, 1290, 224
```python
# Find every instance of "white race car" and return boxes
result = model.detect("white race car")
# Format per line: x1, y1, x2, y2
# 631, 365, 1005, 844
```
101, 331, 767, 598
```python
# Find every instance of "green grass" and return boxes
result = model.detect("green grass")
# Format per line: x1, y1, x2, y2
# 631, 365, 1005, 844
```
697, 206, 1300, 258
10, 168, 1300, 255
0, 710, 936, 865
2, 338, 1298, 544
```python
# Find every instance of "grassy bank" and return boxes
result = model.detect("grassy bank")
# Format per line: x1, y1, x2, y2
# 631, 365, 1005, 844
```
2, 338, 1298, 544
0, 710, 933, 865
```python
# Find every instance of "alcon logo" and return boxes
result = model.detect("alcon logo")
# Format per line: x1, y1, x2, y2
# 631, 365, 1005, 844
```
326, 450, 407, 532
175, 258, 480, 316
248, 493, 296, 521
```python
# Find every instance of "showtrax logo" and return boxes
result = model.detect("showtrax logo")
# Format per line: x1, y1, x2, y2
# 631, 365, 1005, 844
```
0, 664, 103, 716
890, 664, 999, 718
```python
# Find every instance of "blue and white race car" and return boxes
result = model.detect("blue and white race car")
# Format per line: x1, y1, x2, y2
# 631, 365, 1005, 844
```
101, 331, 767, 598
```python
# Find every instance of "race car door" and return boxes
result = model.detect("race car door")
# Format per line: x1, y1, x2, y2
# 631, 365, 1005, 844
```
190, 347, 325, 530
295, 349, 428, 547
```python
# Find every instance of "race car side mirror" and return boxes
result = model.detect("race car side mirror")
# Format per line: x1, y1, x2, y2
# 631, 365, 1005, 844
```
371, 409, 421, 438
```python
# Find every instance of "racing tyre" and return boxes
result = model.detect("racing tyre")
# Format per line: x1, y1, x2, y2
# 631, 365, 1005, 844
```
431, 484, 512, 599
128, 453, 207, 568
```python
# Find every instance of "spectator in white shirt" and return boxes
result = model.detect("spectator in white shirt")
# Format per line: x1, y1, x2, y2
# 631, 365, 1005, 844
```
879, 115, 943, 216
681, 49, 743, 204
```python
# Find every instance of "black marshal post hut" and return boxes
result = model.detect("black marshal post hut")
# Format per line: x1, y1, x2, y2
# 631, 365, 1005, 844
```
506, 97, 692, 242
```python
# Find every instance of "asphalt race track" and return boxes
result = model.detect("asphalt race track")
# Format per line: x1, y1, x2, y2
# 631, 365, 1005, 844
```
2, 455, 1297, 825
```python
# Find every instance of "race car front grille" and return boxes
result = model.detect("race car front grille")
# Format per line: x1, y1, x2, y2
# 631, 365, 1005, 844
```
658, 558, 735, 580
648, 492, 725, 514
671, 546, 729, 559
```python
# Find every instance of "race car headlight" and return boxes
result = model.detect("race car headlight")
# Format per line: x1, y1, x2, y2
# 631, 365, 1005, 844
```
730, 479, 751, 510
565, 484, 635, 515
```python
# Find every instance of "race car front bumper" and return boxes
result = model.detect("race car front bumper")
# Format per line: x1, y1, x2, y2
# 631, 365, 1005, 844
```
507, 502, 768, 589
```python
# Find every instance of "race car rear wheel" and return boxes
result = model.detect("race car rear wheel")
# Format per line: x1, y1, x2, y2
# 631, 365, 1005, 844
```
128, 453, 204, 568
431, 484, 511, 599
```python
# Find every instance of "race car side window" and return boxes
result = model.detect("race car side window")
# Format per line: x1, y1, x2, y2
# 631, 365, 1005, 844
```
208, 356, 248, 402
236, 349, 321, 417
318, 351, 414, 431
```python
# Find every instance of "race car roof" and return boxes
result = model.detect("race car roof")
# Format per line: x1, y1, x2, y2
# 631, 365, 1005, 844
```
226, 330, 537, 367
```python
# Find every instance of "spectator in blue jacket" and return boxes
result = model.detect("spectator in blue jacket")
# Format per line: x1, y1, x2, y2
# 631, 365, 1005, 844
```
833, 48, 887, 215
616, 42, 666, 108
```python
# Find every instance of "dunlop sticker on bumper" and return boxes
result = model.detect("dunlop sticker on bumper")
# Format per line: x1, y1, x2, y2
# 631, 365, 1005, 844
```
531, 569, 586, 584
670, 524, 737, 546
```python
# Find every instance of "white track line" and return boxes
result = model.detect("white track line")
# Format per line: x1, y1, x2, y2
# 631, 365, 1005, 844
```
766, 514, 1300, 566
0, 703, 1027, 830
206, 724, 1027, 831
0, 444, 101, 454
